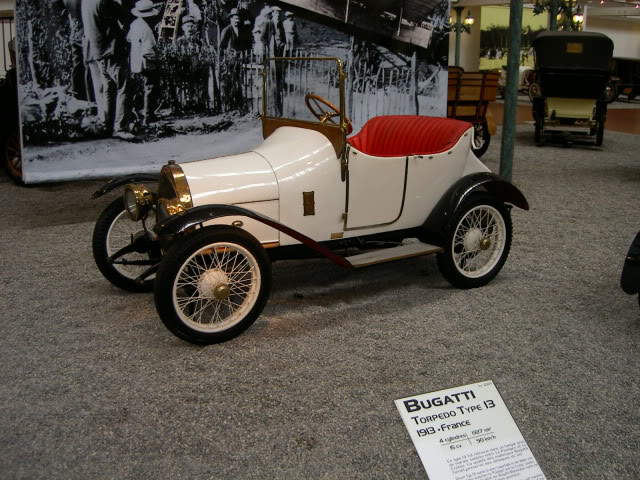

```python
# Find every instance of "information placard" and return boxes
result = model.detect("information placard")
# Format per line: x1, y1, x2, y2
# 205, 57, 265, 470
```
395, 380, 546, 480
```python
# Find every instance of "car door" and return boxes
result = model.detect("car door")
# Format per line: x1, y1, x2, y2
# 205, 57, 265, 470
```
344, 147, 408, 230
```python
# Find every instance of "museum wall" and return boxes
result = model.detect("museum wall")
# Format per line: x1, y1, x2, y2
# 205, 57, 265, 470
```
447, 7, 481, 71
585, 17, 640, 58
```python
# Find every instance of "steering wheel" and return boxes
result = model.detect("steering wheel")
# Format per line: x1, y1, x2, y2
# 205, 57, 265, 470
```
304, 94, 353, 134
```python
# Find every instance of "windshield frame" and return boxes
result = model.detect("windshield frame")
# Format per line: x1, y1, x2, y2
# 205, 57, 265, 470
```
260, 57, 348, 157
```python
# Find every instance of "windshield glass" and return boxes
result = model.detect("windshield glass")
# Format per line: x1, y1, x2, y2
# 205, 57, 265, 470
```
263, 57, 344, 125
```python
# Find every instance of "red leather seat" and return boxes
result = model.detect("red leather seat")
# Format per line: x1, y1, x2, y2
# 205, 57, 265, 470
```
346, 115, 472, 157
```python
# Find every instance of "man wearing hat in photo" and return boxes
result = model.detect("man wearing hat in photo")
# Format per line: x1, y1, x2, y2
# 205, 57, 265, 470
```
255, 5, 273, 56
219, 8, 251, 52
127, 0, 160, 127
82, 0, 132, 140
269, 5, 285, 56
179, 14, 199, 43
283, 11, 297, 56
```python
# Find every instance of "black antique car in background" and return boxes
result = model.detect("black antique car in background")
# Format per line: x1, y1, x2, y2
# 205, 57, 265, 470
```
531, 31, 613, 146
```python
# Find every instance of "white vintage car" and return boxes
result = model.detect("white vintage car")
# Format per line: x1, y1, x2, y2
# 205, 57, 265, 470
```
92, 58, 529, 345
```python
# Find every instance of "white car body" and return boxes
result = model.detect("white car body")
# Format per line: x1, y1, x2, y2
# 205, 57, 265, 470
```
92, 57, 528, 345
182, 126, 488, 247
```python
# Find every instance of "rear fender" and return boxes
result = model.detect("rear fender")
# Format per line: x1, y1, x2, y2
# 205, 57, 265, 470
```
422, 173, 529, 242
91, 173, 161, 199
154, 204, 352, 269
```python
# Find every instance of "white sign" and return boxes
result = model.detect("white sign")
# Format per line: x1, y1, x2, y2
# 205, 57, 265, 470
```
395, 380, 546, 480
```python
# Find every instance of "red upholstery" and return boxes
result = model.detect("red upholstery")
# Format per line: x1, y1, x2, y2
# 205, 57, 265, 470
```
346, 115, 472, 157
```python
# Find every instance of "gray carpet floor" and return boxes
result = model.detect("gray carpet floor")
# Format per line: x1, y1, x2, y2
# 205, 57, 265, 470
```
1, 125, 639, 479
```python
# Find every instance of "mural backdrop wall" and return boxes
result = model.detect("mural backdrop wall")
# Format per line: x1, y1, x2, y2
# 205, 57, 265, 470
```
16, 0, 450, 183
479, 6, 547, 71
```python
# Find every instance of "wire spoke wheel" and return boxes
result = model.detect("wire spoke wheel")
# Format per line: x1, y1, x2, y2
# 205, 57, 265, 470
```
471, 122, 490, 158
155, 226, 271, 345
437, 194, 512, 289
105, 209, 156, 280
93, 198, 157, 292
173, 243, 260, 333
452, 206, 505, 278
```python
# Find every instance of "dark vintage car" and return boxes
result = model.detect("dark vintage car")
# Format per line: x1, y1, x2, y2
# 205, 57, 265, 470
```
531, 31, 613, 147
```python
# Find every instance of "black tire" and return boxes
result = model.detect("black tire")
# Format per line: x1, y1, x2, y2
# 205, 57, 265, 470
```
92, 198, 157, 292
471, 121, 491, 158
3, 131, 24, 186
595, 120, 605, 147
528, 82, 540, 102
154, 225, 272, 345
594, 102, 606, 147
436, 194, 512, 289
534, 120, 542, 145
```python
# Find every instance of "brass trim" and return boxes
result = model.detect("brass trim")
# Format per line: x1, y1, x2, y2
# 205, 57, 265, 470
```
168, 164, 193, 209
330, 233, 344, 239
124, 183, 153, 221
158, 163, 193, 216
302, 191, 315, 216
232, 220, 244, 228
261, 241, 280, 249
343, 156, 409, 231
213, 284, 231, 301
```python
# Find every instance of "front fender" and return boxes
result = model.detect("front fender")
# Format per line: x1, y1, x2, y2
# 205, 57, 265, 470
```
91, 173, 161, 199
154, 204, 352, 269
422, 172, 529, 242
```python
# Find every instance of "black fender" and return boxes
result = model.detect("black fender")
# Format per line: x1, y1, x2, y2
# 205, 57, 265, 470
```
154, 204, 353, 269
422, 172, 529, 242
91, 173, 161, 199
621, 231, 640, 295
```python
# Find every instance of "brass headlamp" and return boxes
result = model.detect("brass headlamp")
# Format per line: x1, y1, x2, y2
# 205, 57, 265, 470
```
123, 184, 154, 222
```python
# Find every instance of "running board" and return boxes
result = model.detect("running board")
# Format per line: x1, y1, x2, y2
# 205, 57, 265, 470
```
346, 242, 443, 269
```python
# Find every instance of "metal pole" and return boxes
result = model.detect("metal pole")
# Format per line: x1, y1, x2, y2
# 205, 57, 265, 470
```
499, 0, 523, 181
454, 7, 463, 67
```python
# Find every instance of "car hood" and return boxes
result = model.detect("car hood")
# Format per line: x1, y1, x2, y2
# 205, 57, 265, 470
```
179, 151, 278, 207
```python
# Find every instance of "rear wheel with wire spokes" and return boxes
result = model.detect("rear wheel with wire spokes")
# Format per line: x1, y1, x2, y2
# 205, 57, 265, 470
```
437, 194, 512, 289
154, 226, 271, 344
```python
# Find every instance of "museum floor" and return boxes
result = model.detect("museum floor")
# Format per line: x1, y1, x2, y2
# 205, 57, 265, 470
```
1, 123, 639, 479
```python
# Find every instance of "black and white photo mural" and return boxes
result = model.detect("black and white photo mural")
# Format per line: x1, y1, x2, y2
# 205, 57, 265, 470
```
15, 0, 450, 182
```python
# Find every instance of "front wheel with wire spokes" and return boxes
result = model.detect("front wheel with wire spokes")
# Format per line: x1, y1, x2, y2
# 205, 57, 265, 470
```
437, 194, 512, 289
92, 198, 158, 292
154, 226, 272, 345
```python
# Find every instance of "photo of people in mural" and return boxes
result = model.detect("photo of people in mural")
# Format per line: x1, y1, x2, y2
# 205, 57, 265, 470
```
15, 0, 450, 182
